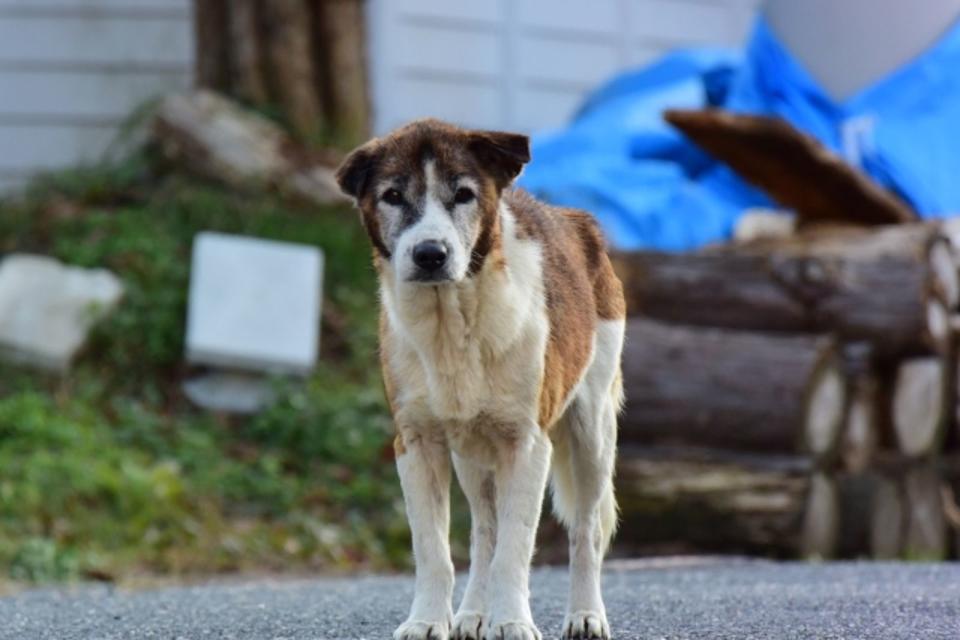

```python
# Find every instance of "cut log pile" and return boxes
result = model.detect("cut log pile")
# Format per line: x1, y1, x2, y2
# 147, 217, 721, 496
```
614, 109, 960, 560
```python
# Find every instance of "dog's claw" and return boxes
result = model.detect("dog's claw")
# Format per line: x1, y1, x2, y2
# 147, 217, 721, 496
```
562, 611, 610, 640
394, 619, 450, 640
451, 611, 485, 640
484, 621, 540, 640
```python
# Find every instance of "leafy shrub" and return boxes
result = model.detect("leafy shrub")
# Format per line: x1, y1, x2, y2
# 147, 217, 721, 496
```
0, 158, 429, 582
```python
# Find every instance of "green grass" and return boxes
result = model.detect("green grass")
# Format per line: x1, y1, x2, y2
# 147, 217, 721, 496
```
0, 153, 444, 583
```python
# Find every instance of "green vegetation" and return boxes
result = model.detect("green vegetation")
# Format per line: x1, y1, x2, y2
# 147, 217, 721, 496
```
0, 154, 462, 583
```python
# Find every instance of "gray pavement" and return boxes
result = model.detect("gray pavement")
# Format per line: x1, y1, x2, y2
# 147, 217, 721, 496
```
1, 559, 959, 639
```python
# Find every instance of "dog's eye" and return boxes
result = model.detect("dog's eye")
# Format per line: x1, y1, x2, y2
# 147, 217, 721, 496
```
454, 187, 475, 205
381, 189, 404, 206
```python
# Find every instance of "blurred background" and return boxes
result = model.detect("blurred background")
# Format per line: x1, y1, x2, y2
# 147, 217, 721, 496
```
1, 0, 959, 589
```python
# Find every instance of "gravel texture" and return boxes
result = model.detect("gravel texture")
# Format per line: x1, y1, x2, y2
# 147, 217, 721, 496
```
2, 559, 959, 639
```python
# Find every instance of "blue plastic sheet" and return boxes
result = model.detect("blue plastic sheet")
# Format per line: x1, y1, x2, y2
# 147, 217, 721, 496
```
519, 17, 960, 251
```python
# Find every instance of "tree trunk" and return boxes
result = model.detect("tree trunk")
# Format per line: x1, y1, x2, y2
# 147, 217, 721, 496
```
193, 0, 231, 91
614, 223, 956, 357
315, 0, 371, 143
621, 319, 846, 463
227, 0, 268, 105
191, 0, 370, 144
616, 447, 832, 557
259, 0, 325, 139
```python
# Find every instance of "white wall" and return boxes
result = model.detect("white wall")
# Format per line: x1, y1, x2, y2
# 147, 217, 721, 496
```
0, 0, 761, 193
0, 0, 193, 192
367, 0, 760, 135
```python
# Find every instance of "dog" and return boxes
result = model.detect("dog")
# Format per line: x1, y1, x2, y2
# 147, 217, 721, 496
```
336, 119, 625, 640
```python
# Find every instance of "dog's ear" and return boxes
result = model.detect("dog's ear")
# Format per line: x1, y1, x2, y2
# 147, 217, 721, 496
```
468, 130, 531, 190
335, 140, 379, 200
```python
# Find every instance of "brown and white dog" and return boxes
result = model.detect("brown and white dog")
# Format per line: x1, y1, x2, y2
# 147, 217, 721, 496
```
336, 119, 625, 640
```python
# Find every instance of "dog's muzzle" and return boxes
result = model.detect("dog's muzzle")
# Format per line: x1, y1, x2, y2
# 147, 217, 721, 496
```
410, 240, 451, 282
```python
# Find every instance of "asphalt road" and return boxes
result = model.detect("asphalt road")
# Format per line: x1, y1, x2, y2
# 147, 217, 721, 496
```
2, 559, 959, 639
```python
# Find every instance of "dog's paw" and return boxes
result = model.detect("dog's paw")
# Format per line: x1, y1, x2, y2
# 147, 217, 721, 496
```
484, 620, 541, 640
451, 611, 485, 640
394, 618, 450, 640
561, 611, 610, 640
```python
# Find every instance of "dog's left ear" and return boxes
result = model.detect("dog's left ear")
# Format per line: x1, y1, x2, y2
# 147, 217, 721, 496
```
468, 130, 531, 190
335, 140, 379, 200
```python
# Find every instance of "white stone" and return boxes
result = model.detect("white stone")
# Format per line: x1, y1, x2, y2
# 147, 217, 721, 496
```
182, 372, 276, 414
186, 232, 323, 375
0, 254, 124, 371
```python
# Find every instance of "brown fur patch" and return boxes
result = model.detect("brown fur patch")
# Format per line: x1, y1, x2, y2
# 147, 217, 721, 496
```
506, 190, 625, 428
393, 433, 407, 457
379, 309, 407, 456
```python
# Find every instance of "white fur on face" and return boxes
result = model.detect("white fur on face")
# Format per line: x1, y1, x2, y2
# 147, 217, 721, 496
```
392, 160, 479, 283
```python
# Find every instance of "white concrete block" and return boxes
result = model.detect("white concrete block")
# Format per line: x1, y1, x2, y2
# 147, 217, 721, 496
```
0, 254, 124, 371
182, 372, 276, 415
186, 232, 323, 375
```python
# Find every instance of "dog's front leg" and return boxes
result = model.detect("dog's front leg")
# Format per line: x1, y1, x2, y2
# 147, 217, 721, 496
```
395, 428, 454, 640
486, 426, 551, 640
451, 454, 497, 640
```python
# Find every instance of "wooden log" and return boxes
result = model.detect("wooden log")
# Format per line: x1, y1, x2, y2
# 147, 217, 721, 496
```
621, 319, 846, 463
259, 0, 325, 140
942, 481, 960, 559
153, 90, 346, 205
663, 109, 917, 226
616, 447, 832, 557
891, 357, 950, 458
614, 223, 955, 356
903, 464, 950, 560
869, 474, 905, 559
799, 472, 840, 559
842, 375, 880, 473
832, 471, 903, 558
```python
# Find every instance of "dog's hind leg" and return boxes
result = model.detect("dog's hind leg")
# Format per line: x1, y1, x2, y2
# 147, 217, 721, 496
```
394, 429, 455, 640
451, 454, 497, 640
551, 320, 623, 640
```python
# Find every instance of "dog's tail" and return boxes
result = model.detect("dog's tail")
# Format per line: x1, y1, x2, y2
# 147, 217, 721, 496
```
551, 459, 618, 555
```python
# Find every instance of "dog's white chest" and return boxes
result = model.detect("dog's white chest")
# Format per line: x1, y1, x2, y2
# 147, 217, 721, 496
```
382, 209, 550, 427
386, 289, 546, 424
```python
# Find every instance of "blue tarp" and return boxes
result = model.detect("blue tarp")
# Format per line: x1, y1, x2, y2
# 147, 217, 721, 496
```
519, 17, 960, 251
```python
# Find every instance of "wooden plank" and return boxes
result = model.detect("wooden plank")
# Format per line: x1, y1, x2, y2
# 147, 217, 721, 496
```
0, 69, 189, 119
0, 123, 117, 172
0, 15, 191, 67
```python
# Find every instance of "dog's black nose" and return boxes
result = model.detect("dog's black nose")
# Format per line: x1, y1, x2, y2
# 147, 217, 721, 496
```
412, 240, 448, 271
